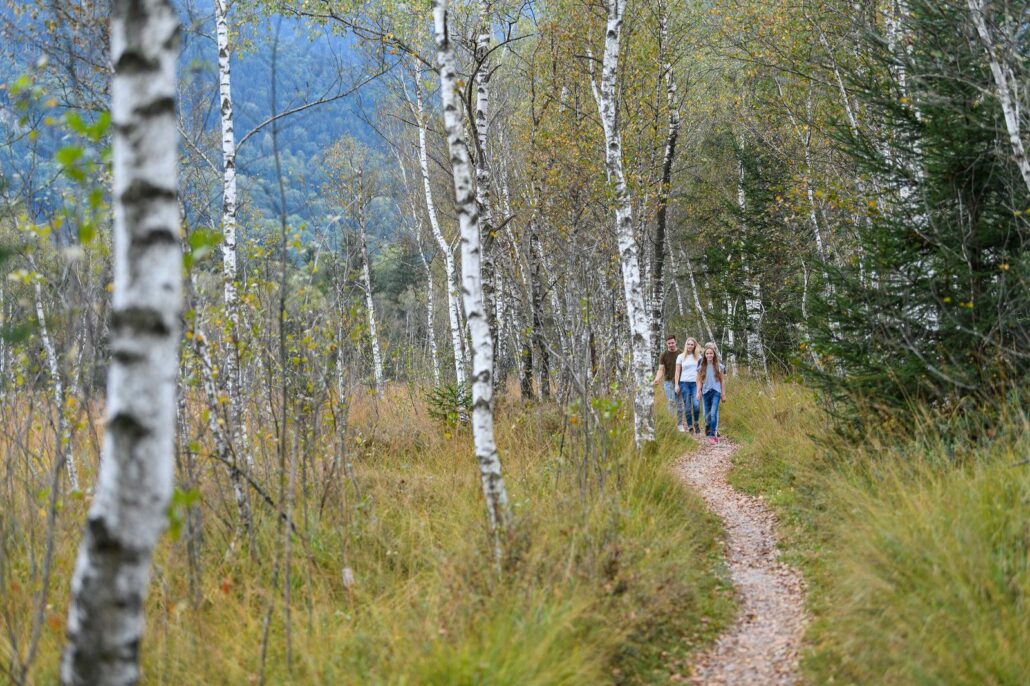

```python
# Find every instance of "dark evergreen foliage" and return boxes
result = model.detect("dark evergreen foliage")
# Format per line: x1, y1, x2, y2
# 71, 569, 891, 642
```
809, 0, 1030, 425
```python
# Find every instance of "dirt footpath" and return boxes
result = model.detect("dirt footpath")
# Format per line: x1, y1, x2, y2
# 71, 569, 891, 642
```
674, 439, 808, 685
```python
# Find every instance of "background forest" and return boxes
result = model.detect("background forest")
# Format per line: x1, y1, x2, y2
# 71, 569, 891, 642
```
0, 0, 1027, 684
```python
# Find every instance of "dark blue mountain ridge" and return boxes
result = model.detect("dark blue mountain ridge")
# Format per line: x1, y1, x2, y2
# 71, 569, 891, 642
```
0, 0, 395, 243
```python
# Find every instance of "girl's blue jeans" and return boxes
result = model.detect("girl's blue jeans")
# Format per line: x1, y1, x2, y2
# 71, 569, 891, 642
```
678, 381, 699, 428
703, 389, 721, 436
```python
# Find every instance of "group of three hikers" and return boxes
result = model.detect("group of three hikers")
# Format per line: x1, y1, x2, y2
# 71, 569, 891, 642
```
652, 335, 727, 444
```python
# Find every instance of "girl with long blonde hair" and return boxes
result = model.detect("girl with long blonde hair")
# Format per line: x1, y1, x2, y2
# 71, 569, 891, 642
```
674, 337, 701, 433
696, 343, 727, 443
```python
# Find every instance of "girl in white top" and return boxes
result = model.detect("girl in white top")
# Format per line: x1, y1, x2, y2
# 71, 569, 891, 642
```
674, 337, 702, 433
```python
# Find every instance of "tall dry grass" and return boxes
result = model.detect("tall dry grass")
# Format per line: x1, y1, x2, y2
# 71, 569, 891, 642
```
1, 385, 732, 684
724, 377, 1030, 685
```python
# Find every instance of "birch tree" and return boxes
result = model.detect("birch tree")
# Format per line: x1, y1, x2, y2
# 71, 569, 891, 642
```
736, 154, 769, 381
212, 0, 254, 475
30, 267, 80, 491
967, 0, 1030, 194
323, 138, 385, 395
433, 0, 511, 555
62, 0, 182, 681
591, 0, 655, 446
391, 131, 442, 385
405, 70, 467, 388
472, 0, 499, 379
651, 0, 681, 360
358, 200, 384, 396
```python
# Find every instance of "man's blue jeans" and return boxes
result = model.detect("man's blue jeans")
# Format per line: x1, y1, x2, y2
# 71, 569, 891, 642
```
678, 381, 699, 429
663, 381, 677, 416
703, 389, 721, 437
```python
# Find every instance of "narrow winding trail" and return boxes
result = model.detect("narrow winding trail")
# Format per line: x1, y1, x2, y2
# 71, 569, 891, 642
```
674, 439, 807, 685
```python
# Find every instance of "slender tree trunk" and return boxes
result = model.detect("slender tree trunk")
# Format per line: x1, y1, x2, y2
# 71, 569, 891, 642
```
683, 254, 714, 342
410, 74, 466, 388
723, 299, 738, 374
519, 334, 534, 400
61, 0, 182, 681
0, 280, 8, 391
528, 223, 550, 399
651, 0, 680, 361
175, 366, 203, 609
591, 0, 655, 446
392, 135, 441, 386
357, 203, 384, 396
743, 269, 768, 381
433, 0, 512, 556
968, 0, 1030, 194
195, 329, 254, 545
214, 0, 252, 474
32, 276, 79, 491
735, 152, 769, 381
420, 248, 441, 385
474, 0, 499, 382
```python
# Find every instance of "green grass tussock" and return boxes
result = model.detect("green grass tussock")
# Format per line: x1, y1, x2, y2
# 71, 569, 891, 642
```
724, 378, 1030, 686
1, 387, 732, 684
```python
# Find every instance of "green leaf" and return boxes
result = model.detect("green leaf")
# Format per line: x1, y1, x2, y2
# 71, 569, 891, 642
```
55, 145, 84, 168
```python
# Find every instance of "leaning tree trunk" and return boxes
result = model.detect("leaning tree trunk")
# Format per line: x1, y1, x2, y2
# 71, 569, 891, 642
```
592, 0, 655, 446
31, 274, 80, 491
391, 137, 441, 386
683, 252, 714, 343
61, 0, 182, 683
410, 74, 467, 388
433, 0, 512, 558
968, 0, 1030, 194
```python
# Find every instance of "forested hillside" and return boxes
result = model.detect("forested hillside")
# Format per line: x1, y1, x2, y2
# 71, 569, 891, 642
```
0, 0, 1027, 684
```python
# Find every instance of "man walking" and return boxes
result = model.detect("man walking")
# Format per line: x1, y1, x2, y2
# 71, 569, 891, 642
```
652, 335, 680, 418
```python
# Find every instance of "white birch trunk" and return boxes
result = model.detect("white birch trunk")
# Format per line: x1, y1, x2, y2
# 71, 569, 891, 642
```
61, 0, 181, 681
968, 0, 1030, 194
194, 329, 253, 541
593, 0, 655, 446
724, 299, 737, 374
684, 255, 714, 343
736, 154, 768, 380
411, 75, 466, 388
433, 0, 511, 555
357, 214, 384, 396
421, 248, 441, 385
214, 0, 253, 472
391, 134, 441, 386
474, 0, 499, 379
743, 270, 768, 381
33, 277, 80, 491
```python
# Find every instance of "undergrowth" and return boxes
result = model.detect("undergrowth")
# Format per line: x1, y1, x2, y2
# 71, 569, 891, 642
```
724, 378, 1030, 686
1, 386, 732, 684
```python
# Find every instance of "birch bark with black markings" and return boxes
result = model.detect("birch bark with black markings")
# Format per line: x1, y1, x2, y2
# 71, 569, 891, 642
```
61, 0, 181, 682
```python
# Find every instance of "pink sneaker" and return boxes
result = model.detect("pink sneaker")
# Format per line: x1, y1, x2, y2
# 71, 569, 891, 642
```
708, 436, 717, 444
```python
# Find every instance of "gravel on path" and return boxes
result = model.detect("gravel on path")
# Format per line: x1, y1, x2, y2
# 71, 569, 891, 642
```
674, 438, 808, 686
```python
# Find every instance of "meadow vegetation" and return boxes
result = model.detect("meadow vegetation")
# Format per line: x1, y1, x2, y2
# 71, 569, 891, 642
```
1, 386, 732, 685
724, 379, 1030, 686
